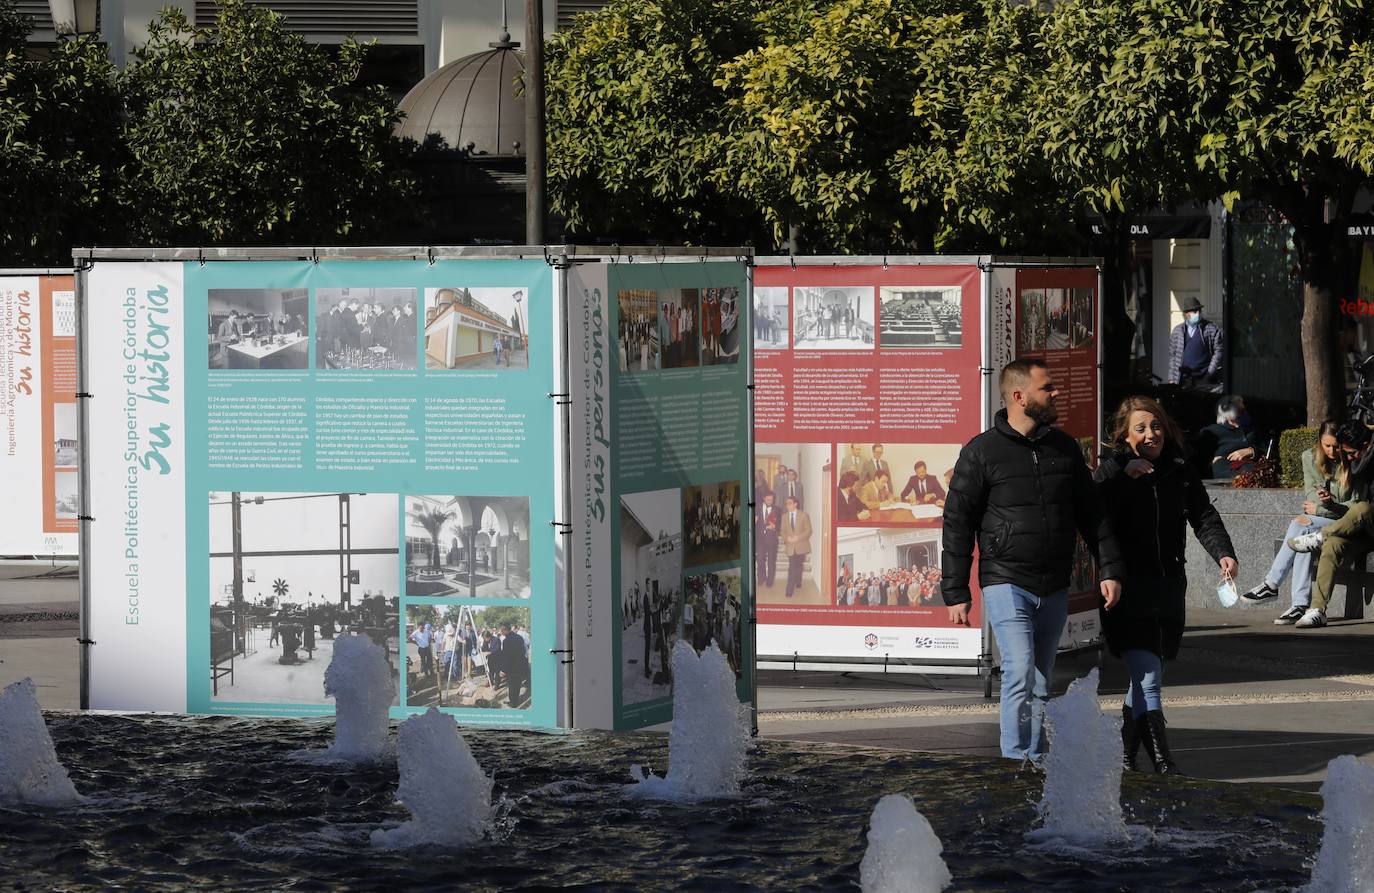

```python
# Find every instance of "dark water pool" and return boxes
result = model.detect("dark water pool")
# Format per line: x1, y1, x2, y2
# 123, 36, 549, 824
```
2, 715, 1320, 891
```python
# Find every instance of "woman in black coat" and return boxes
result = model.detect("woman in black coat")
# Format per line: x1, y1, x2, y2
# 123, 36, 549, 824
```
1095, 396, 1237, 774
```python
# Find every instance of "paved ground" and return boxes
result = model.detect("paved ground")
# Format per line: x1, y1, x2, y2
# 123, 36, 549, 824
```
5, 559, 1373, 791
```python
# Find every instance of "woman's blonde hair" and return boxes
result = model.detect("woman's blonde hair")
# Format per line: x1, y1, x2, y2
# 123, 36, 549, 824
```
1108, 396, 1185, 451
1312, 420, 1349, 490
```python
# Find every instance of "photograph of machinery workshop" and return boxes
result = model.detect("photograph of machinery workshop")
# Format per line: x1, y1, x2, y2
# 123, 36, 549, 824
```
404, 495, 531, 599
208, 491, 401, 705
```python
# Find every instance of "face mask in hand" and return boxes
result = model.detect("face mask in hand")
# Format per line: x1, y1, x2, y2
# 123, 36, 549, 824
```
1217, 577, 1239, 608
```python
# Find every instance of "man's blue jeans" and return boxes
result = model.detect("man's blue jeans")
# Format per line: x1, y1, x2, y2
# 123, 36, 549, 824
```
984, 583, 1068, 760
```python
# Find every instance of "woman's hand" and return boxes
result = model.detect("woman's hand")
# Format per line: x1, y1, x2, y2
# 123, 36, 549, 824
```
1302, 501, 1318, 515
1226, 447, 1257, 462
1220, 556, 1238, 579
1316, 487, 1333, 503
1124, 458, 1154, 478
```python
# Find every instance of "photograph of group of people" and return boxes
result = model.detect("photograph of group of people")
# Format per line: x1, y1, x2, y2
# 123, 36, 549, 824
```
423, 287, 529, 370
404, 604, 531, 710
209, 288, 310, 370
753, 286, 789, 349
683, 480, 742, 567
754, 443, 830, 605
684, 570, 743, 676
618, 289, 661, 372
700, 287, 741, 365
835, 527, 944, 607
1019, 287, 1094, 352
793, 286, 874, 349
619, 489, 684, 706
315, 287, 419, 371
659, 289, 700, 369
404, 495, 531, 599
878, 286, 963, 349
835, 442, 959, 526
616, 287, 741, 373
207, 491, 401, 705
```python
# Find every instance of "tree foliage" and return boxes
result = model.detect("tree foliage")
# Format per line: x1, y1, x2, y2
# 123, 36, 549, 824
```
117, 0, 413, 246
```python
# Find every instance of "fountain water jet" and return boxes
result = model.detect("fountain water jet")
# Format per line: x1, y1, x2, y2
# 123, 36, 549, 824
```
1028, 668, 1127, 846
629, 640, 748, 801
323, 633, 394, 762
370, 707, 493, 848
1307, 754, 1374, 892
0, 678, 83, 808
859, 793, 952, 893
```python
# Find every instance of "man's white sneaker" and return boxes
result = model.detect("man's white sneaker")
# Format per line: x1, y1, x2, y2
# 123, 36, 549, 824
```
1294, 608, 1327, 629
1273, 605, 1307, 625
1288, 531, 1326, 553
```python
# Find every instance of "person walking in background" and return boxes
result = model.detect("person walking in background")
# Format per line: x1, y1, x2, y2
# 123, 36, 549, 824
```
1167, 297, 1224, 392
1094, 396, 1236, 774
1242, 422, 1360, 623
942, 358, 1124, 761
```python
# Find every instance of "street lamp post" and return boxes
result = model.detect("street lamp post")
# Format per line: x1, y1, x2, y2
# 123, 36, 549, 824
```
525, 0, 546, 244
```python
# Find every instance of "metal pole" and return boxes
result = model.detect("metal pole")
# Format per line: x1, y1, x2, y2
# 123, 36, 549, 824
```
525, 0, 546, 244
76, 267, 92, 710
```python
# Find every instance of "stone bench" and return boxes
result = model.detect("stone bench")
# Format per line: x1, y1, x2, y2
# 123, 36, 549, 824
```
1181, 486, 1371, 619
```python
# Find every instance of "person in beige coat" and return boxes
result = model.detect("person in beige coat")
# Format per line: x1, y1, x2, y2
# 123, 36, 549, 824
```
781, 495, 812, 598
859, 470, 895, 510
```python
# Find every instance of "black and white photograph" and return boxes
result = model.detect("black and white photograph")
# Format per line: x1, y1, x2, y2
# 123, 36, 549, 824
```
878, 286, 963, 349
1019, 288, 1047, 352
835, 526, 943, 608
699, 286, 741, 365
683, 479, 742, 568
684, 569, 743, 677
53, 403, 77, 467
755, 443, 830, 605
208, 288, 309, 370
753, 286, 789, 349
1045, 288, 1073, 350
793, 286, 874, 349
404, 604, 531, 710
620, 488, 683, 706
207, 491, 401, 705
316, 287, 418, 371
423, 287, 528, 370
53, 471, 77, 519
404, 495, 531, 599
1070, 287, 1095, 348
658, 288, 700, 369
617, 289, 661, 373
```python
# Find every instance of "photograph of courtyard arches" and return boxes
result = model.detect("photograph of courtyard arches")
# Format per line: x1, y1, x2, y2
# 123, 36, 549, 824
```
404, 494, 531, 599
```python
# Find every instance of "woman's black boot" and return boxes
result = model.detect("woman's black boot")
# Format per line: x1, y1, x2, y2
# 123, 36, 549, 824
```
1140, 709, 1181, 775
1121, 705, 1140, 770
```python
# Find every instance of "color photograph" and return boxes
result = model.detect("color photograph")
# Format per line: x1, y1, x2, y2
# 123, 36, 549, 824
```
404, 495, 531, 599
404, 604, 531, 710
1018, 288, 1047, 352
683, 480, 742, 567
700, 286, 741, 365
423, 286, 528, 370
317, 287, 419, 370
793, 286, 874, 349
755, 443, 830, 605
658, 288, 700, 370
1070, 287, 1095, 348
617, 289, 661, 373
835, 526, 943, 607
208, 288, 309, 370
878, 285, 963, 349
620, 489, 684, 706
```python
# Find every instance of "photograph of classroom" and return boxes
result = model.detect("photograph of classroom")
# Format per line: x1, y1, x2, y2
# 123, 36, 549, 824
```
618, 289, 660, 373
315, 287, 418, 371
208, 288, 309, 370
423, 287, 528, 370
878, 285, 963, 349
207, 491, 402, 705
835, 442, 961, 526
683, 479, 742, 568
404, 604, 531, 710
53, 403, 77, 467
754, 442, 831, 606
658, 288, 700, 369
753, 286, 789, 349
404, 495, 531, 599
793, 286, 874, 349
620, 488, 683, 707
835, 526, 944, 607
700, 286, 741, 365
684, 569, 743, 677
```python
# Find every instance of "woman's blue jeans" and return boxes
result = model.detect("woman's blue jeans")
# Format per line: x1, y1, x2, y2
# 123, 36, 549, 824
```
984, 583, 1068, 760
1265, 515, 1337, 608
1122, 648, 1163, 716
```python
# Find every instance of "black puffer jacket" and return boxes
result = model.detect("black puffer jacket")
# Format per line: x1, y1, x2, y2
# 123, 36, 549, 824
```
941, 410, 1125, 606
1094, 444, 1235, 658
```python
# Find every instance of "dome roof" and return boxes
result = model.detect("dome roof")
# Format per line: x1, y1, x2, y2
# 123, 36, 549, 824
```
395, 35, 525, 157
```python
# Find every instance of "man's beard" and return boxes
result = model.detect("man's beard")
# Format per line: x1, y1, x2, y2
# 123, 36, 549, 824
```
1025, 400, 1058, 426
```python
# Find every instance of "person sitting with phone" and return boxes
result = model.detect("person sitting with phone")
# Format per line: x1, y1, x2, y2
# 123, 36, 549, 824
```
1242, 421, 1361, 623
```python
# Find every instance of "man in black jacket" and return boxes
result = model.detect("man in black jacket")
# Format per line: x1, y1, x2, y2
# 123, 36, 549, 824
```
942, 358, 1125, 760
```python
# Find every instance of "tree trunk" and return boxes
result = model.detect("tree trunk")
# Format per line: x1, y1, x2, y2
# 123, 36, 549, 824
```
1098, 218, 1134, 410
1293, 221, 1347, 427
